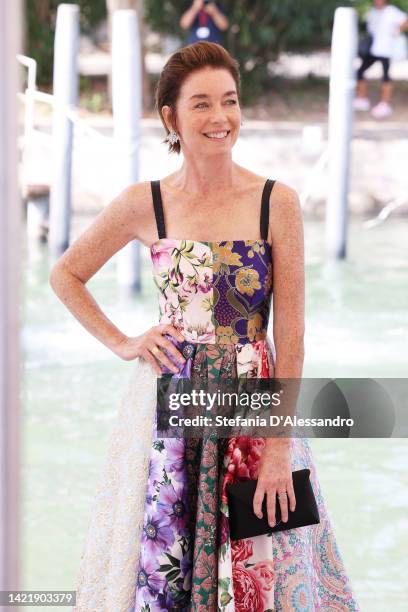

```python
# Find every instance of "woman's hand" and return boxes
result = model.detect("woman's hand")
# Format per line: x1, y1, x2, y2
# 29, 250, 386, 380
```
253, 440, 296, 527
112, 324, 185, 375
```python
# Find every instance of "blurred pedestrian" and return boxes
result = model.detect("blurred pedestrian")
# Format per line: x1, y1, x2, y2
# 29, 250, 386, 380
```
354, 0, 408, 118
180, 0, 229, 46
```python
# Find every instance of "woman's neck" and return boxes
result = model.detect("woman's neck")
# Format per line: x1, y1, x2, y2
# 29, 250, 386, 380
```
174, 154, 238, 195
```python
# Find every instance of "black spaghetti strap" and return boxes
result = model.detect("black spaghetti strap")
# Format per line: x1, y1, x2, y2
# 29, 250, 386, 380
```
150, 180, 166, 239
260, 178, 276, 241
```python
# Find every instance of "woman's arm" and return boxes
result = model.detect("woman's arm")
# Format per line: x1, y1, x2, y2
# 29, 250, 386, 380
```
49, 183, 156, 344
49, 182, 151, 356
49, 181, 186, 372
270, 183, 305, 381
253, 183, 304, 526
268, 182, 305, 445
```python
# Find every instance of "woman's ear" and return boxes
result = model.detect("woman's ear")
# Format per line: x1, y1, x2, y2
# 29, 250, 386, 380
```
161, 105, 172, 132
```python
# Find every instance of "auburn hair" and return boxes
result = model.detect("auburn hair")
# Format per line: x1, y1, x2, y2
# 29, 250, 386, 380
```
155, 41, 241, 154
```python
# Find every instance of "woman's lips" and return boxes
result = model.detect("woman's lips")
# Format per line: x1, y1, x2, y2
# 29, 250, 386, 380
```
203, 130, 231, 141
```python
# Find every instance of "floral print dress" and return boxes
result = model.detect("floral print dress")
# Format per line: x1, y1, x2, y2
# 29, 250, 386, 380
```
132, 180, 360, 612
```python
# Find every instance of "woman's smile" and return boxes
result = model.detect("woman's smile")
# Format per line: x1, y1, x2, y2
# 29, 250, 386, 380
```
202, 129, 231, 141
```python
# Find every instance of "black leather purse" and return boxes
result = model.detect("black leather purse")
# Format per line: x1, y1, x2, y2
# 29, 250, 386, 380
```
226, 468, 320, 541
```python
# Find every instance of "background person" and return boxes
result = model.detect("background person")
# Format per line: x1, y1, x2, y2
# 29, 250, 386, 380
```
354, 0, 408, 118
180, 0, 229, 45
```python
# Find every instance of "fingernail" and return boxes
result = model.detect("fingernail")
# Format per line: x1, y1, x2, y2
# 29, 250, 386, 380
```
269, 521, 275, 527
256, 512, 262, 519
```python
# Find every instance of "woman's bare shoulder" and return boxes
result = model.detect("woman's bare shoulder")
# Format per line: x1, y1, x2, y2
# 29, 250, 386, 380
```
239, 167, 301, 209
269, 179, 301, 212
117, 180, 153, 215
112, 180, 157, 244
243, 175, 302, 247
268, 180, 303, 250
237, 167, 299, 198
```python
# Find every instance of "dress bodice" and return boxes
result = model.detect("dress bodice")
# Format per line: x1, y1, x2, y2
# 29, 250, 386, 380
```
150, 238, 273, 345
149, 179, 276, 346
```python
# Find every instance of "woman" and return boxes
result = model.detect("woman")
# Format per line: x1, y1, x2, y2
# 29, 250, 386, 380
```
50, 42, 360, 611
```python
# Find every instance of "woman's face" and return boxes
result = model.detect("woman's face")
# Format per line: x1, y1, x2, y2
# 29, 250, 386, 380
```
163, 66, 241, 156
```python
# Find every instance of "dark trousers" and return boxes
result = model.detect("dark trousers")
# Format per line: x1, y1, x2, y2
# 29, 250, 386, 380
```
357, 54, 391, 82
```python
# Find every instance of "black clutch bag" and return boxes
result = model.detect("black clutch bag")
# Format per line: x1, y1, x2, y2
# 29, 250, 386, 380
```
226, 468, 320, 541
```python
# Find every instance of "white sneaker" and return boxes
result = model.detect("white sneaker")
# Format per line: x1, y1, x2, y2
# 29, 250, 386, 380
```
353, 97, 371, 111
371, 101, 393, 118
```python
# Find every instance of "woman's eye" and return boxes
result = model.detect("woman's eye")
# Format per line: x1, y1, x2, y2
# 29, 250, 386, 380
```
195, 100, 237, 109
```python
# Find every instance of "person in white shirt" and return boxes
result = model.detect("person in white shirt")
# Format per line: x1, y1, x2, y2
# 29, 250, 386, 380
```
354, 0, 408, 118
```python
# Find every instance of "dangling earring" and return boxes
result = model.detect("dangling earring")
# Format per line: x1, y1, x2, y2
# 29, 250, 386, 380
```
166, 130, 180, 145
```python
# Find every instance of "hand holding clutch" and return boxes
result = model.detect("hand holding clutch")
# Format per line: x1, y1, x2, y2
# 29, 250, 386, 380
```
226, 468, 320, 541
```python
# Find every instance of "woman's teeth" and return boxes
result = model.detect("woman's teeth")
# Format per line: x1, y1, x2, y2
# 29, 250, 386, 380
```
204, 131, 229, 139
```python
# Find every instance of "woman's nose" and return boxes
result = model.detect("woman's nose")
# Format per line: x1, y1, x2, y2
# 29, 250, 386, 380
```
209, 103, 228, 122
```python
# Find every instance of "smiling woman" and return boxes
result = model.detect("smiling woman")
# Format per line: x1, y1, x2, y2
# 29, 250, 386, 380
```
50, 41, 361, 612
155, 42, 241, 155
